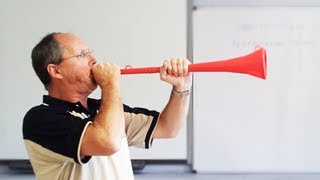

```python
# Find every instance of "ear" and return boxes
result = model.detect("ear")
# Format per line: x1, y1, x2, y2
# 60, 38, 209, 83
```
47, 64, 63, 79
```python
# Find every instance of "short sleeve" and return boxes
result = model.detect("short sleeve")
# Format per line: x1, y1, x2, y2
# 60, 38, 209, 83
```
123, 104, 159, 149
23, 105, 92, 164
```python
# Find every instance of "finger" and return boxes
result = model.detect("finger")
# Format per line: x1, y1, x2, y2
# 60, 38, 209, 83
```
183, 59, 189, 75
166, 59, 173, 75
171, 59, 178, 76
160, 60, 168, 79
177, 58, 184, 76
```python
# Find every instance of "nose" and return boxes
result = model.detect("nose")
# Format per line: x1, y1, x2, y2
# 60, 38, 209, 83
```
88, 54, 97, 67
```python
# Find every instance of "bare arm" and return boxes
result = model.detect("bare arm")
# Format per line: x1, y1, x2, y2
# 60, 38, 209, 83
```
153, 59, 192, 138
81, 63, 125, 156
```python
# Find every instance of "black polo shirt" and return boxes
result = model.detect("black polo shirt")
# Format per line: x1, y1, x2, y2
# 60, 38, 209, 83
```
23, 95, 159, 179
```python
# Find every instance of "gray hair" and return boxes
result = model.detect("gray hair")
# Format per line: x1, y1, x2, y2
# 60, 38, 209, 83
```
31, 32, 63, 90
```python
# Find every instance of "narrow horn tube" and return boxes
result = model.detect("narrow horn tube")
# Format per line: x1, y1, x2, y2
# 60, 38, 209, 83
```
120, 65, 160, 74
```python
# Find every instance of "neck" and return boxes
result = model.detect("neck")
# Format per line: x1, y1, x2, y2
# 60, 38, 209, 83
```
48, 86, 89, 109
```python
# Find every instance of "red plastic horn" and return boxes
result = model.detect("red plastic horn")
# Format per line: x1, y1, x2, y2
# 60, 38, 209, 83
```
121, 47, 267, 79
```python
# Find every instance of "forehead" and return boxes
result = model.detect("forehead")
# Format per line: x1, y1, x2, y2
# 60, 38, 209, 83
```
55, 33, 87, 53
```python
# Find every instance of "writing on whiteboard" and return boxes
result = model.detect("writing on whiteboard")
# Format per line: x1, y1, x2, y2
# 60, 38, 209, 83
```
232, 40, 314, 48
238, 23, 307, 32
231, 23, 315, 48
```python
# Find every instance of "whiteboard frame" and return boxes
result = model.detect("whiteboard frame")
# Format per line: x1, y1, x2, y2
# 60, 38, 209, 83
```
194, 0, 320, 7
192, 6, 320, 173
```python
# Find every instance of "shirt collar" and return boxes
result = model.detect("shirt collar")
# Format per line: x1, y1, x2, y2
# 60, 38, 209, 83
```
43, 95, 78, 107
42, 95, 100, 113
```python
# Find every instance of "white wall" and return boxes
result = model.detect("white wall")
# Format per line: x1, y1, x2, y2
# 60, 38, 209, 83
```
193, 6, 320, 172
0, 0, 187, 160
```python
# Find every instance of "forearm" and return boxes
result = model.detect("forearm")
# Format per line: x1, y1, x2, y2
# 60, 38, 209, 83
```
155, 89, 190, 138
80, 88, 125, 155
94, 89, 125, 139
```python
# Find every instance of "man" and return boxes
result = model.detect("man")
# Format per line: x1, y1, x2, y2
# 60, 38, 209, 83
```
22, 32, 192, 180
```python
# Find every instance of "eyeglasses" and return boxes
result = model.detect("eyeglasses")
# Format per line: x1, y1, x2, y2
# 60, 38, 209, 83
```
62, 49, 94, 61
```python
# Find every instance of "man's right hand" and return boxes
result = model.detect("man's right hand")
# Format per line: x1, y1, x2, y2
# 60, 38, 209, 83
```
92, 63, 120, 89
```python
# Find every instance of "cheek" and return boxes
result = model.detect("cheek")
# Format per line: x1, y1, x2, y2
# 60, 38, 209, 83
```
62, 64, 90, 82
75, 67, 91, 82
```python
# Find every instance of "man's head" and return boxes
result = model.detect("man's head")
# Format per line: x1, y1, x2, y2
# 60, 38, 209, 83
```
31, 32, 63, 90
31, 33, 97, 93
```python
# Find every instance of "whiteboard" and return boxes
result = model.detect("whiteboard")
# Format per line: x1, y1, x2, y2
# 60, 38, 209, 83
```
193, 7, 320, 172
0, 0, 187, 160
